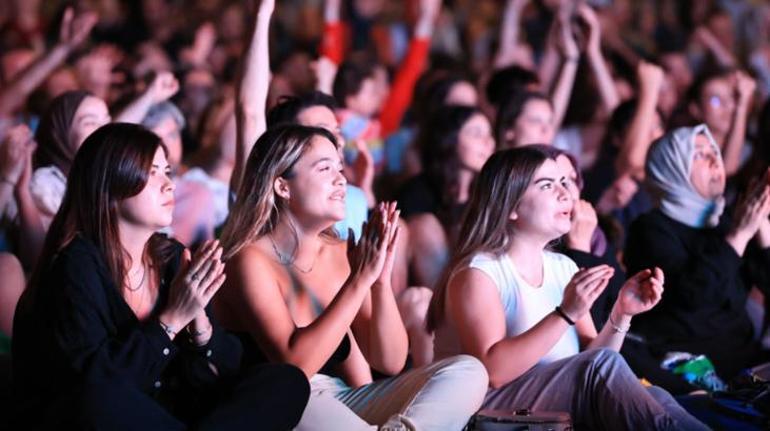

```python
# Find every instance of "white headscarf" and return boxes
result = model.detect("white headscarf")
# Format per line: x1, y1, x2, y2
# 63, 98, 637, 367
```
645, 124, 725, 228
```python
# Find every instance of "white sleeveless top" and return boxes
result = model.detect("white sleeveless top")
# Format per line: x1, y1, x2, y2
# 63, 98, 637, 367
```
434, 251, 581, 365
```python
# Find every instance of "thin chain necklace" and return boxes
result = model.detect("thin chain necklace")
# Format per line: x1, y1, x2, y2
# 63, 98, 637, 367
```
269, 234, 315, 274
126, 263, 147, 292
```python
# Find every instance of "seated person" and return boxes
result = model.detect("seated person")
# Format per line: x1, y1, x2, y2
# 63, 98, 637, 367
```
214, 125, 488, 430
429, 146, 707, 430
12, 123, 309, 430
624, 125, 770, 390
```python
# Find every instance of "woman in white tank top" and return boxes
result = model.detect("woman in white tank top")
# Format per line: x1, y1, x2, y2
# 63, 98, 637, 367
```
428, 146, 708, 430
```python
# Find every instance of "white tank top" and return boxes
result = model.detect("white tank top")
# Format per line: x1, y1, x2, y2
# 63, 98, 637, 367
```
434, 251, 581, 365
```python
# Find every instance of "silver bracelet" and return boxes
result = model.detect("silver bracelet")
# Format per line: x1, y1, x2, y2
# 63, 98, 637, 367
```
608, 313, 630, 334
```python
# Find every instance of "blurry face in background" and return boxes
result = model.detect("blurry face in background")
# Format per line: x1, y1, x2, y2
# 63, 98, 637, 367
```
696, 77, 734, 137
345, 77, 382, 117
446, 81, 479, 107
69, 96, 111, 151
660, 52, 693, 96
151, 116, 183, 168
44, 68, 80, 100
508, 99, 554, 147
296, 105, 345, 158
456, 113, 495, 172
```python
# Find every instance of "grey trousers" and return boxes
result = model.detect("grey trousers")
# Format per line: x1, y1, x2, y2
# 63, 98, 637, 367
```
295, 355, 489, 430
483, 348, 709, 431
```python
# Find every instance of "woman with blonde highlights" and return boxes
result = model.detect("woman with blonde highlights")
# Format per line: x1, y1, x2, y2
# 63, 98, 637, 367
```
216, 124, 488, 430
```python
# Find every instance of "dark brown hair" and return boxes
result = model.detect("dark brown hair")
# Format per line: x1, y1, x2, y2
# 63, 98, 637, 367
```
30, 123, 176, 296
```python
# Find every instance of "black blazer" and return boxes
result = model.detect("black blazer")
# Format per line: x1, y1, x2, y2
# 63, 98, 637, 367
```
11, 235, 242, 426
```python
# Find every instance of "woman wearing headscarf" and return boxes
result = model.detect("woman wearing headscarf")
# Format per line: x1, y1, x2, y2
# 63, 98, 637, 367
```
624, 124, 770, 392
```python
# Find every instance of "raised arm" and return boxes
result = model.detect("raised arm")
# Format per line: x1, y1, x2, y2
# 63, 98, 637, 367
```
113, 71, 179, 124
231, 0, 274, 194
494, 0, 529, 69
0, 8, 97, 116
615, 61, 664, 180
578, 4, 620, 117
550, 10, 580, 132
721, 71, 755, 176
379, 0, 441, 137
447, 265, 612, 388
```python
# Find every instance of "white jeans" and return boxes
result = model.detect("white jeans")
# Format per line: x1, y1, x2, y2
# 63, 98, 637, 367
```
295, 355, 488, 430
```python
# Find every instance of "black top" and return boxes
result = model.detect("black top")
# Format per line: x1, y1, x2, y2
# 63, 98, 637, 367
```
235, 331, 351, 377
398, 174, 466, 227
11, 235, 243, 425
624, 209, 769, 376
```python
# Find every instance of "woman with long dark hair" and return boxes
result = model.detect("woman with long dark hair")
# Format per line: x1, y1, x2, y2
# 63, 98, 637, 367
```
12, 123, 309, 430
399, 105, 495, 288
428, 146, 707, 430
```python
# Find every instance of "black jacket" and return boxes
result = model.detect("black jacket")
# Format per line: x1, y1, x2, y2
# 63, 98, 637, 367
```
11, 235, 242, 426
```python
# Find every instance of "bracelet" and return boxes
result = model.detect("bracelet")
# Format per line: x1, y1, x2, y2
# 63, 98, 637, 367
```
158, 319, 177, 337
554, 306, 576, 325
608, 313, 630, 334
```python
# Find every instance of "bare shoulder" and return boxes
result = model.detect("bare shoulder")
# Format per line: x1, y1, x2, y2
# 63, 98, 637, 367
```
226, 241, 281, 281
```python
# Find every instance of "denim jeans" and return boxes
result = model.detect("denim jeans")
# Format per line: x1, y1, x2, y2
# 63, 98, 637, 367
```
295, 355, 489, 430
483, 348, 709, 431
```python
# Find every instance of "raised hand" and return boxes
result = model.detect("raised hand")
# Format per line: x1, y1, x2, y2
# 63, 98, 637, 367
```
734, 70, 756, 105
159, 240, 226, 338
615, 267, 664, 317
147, 71, 180, 104
58, 7, 98, 50
637, 61, 664, 95
732, 173, 770, 241
375, 202, 401, 288
0, 124, 34, 185
347, 204, 391, 288
560, 265, 614, 322
576, 3, 601, 53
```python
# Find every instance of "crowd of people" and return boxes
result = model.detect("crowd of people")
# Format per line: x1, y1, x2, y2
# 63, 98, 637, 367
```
1, 0, 770, 429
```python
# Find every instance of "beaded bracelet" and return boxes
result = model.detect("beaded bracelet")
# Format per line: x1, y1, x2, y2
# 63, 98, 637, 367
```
608, 313, 631, 334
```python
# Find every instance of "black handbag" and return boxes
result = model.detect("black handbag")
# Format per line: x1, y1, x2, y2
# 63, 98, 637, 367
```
466, 408, 572, 431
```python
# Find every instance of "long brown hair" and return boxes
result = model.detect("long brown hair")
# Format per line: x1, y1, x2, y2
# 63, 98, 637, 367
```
220, 124, 338, 260
427, 146, 553, 331
29, 123, 176, 297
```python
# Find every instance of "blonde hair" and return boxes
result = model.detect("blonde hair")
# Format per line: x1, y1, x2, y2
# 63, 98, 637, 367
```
220, 125, 338, 260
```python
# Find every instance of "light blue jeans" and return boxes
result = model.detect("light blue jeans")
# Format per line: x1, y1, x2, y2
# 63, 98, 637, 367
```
295, 355, 488, 430
483, 348, 709, 431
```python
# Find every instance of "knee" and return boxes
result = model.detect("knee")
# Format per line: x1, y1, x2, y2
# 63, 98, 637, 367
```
432, 355, 489, 400
397, 286, 433, 326
242, 363, 310, 406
